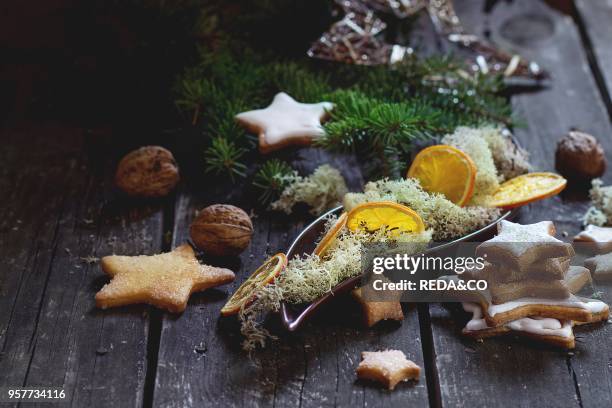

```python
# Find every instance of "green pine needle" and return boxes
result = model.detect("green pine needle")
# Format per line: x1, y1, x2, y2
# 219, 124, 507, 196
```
175, 41, 513, 181
253, 159, 295, 204
204, 137, 248, 181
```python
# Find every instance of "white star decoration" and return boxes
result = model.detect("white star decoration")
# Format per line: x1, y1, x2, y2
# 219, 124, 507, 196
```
235, 92, 334, 153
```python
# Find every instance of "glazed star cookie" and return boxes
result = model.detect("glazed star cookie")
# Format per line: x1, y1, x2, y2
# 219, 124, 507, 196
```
476, 220, 574, 271
462, 303, 576, 348
482, 294, 609, 327
574, 224, 612, 253
96, 244, 235, 313
356, 350, 420, 390
460, 267, 601, 349
352, 286, 404, 327
235, 92, 334, 154
584, 252, 612, 281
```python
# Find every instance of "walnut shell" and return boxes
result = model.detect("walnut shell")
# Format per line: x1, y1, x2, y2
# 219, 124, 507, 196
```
115, 146, 180, 197
555, 131, 606, 181
190, 204, 253, 256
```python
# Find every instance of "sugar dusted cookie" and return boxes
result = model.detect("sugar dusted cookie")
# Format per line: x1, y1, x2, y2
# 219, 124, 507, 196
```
490, 257, 570, 282
584, 252, 612, 281
235, 92, 334, 154
352, 287, 403, 327
356, 350, 420, 390
574, 224, 612, 253
489, 279, 570, 304
96, 244, 235, 313
563, 265, 592, 294
477, 220, 574, 271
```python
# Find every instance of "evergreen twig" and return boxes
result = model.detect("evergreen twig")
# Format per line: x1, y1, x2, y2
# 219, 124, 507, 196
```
173, 10, 513, 183
253, 159, 295, 204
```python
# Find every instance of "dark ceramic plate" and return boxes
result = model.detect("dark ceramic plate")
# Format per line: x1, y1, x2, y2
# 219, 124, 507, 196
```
280, 205, 518, 331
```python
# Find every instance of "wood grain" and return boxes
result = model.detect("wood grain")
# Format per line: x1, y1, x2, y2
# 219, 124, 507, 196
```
574, 0, 612, 118
151, 147, 430, 407
0, 127, 163, 407
421, 0, 612, 406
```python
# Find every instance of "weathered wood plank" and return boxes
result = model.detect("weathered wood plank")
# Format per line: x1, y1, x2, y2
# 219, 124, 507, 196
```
152, 147, 430, 407
574, 0, 612, 116
0, 126, 163, 407
422, 0, 612, 406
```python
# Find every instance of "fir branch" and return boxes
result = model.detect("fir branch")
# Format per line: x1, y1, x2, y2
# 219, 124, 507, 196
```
318, 90, 446, 177
175, 47, 513, 180
253, 159, 295, 204
175, 75, 208, 125
204, 137, 248, 181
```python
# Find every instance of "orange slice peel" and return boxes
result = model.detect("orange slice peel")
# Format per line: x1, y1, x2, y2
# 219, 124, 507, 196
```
220, 253, 287, 316
490, 172, 567, 209
346, 201, 425, 237
407, 144, 476, 207
314, 212, 348, 258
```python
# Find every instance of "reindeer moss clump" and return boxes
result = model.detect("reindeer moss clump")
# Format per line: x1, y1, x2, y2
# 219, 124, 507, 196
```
475, 126, 531, 180
584, 178, 612, 226
343, 178, 501, 241
441, 127, 499, 204
271, 164, 348, 215
239, 217, 432, 351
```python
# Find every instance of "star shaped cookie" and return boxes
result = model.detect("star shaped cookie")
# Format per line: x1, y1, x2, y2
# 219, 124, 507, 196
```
574, 224, 612, 253
584, 252, 612, 281
235, 92, 334, 153
356, 350, 420, 390
95, 244, 235, 313
477, 221, 574, 271
462, 303, 576, 349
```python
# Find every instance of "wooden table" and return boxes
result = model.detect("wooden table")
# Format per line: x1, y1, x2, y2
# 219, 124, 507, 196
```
2, 1, 612, 407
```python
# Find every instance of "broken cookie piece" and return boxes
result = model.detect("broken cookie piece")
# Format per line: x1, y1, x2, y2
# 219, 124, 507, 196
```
352, 286, 403, 327
356, 350, 420, 390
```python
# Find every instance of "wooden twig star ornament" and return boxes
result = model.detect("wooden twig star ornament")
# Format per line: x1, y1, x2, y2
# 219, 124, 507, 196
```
95, 244, 235, 313
235, 92, 334, 153
309, 0, 547, 79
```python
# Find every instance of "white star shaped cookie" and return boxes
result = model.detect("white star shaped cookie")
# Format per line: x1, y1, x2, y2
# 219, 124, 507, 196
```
235, 92, 334, 153
476, 220, 574, 271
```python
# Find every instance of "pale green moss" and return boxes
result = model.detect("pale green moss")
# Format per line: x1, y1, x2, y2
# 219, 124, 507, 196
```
584, 178, 612, 226
278, 226, 431, 305
239, 215, 432, 350
271, 164, 348, 215
476, 126, 531, 180
343, 178, 501, 241
441, 127, 499, 203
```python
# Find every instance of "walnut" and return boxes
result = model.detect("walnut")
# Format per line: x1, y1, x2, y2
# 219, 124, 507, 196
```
190, 204, 253, 256
555, 131, 606, 181
115, 146, 180, 197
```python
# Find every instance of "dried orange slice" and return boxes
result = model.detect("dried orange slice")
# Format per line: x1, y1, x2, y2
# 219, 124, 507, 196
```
490, 172, 567, 209
407, 145, 476, 206
314, 212, 348, 258
220, 253, 287, 316
346, 201, 425, 237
